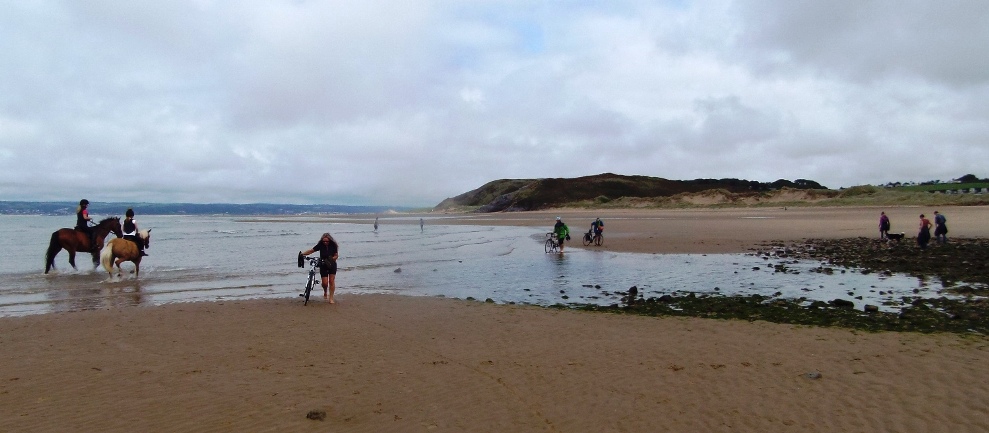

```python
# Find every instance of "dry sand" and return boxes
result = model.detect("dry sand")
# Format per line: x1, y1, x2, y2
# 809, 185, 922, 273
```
428, 205, 989, 254
2, 206, 988, 432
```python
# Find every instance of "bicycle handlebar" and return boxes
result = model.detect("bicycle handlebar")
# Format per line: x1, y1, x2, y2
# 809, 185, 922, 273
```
298, 252, 325, 268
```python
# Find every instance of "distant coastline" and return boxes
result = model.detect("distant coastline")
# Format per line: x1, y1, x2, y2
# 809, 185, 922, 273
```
0, 201, 411, 216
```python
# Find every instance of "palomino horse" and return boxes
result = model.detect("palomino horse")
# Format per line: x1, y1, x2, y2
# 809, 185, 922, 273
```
45, 217, 123, 273
101, 229, 151, 278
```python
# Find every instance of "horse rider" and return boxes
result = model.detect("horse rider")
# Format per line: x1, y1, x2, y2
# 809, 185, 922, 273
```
76, 199, 97, 251
122, 208, 148, 256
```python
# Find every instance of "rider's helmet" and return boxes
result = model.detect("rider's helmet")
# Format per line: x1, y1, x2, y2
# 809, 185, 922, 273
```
80, 199, 89, 206
556, 216, 561, 221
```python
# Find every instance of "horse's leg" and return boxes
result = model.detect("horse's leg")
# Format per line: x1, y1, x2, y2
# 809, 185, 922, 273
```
68, 249, 77, 270
45, 232, 61, 274
134, 259, 140, 278
114, 257, 125, 277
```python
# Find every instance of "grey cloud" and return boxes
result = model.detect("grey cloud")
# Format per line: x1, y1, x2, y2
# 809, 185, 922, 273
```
1, 1, 987, 205
732, 0, 989, 87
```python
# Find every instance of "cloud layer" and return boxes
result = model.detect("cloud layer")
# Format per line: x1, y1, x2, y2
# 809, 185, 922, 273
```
2, 0, 987, 206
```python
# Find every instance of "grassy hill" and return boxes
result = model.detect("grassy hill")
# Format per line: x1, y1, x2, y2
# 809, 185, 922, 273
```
434, 175, 989, 212
434, 173, 829, 211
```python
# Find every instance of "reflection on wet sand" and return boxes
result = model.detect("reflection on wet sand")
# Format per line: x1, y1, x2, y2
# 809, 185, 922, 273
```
45, 279, 146, 314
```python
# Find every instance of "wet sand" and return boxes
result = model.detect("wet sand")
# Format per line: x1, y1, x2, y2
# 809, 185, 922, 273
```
2, 206, 988, 432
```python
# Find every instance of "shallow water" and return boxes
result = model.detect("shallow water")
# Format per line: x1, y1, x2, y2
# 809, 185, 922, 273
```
0, 215, 960, 317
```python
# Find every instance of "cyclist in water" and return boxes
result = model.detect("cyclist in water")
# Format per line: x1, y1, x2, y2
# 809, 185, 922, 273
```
300, 232, 339, 303
553, 217, 570, 253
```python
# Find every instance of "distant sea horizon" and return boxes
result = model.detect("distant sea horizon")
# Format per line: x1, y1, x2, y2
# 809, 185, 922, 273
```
0, 200, 416, 216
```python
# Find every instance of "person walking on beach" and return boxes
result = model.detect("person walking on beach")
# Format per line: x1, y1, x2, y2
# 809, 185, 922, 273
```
122, 208, 148, 256
554, 217, 570, 253
420, 218, 424, 232
879, 212, 891, 240
373, 217, 379, 232
917, 214, 932, 249
75, 199, 96, 251
300, 232, 339, 303
934, 211, 948, 244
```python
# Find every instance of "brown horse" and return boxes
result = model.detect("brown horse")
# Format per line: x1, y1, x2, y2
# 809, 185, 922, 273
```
45, 217, 123, 273
101, 229, 151, 278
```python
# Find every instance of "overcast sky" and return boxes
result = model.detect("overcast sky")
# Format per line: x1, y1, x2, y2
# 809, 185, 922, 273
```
1, 1, 987, 207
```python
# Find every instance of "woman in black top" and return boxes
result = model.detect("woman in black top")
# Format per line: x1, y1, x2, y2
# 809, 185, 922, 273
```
300, 232, 339, 303
122, 208, 147, 256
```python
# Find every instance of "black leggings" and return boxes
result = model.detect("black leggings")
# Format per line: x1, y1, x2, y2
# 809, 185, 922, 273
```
124, 235, 144, 250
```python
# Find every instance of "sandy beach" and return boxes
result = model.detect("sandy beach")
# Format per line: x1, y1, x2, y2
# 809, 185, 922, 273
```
429, 205, 989, 254
2, 206, 988, 432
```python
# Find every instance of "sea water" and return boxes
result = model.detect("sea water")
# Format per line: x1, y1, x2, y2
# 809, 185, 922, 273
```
0, 214, 958, 317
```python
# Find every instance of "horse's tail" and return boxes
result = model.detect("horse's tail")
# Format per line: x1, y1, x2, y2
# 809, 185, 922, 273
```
100, 240, 115, 276
45, 231, 60, 274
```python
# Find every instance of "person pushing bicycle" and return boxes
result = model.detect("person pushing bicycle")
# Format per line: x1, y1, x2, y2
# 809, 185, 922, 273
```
300, 232, 339, 304
554, 217, 570, 253
591, 217, 604, 236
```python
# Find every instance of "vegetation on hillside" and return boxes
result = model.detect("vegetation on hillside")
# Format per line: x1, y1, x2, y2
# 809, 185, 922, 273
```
434, 173, 828, 212
435, 173, 989, 212
883, 173, 989, 192
891, 182, 989, 192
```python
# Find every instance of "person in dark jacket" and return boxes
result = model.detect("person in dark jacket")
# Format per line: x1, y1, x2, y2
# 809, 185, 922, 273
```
300, 232, 339, 303
122, 208, 147, 256
879, 212, 890, 240
933, 211, 948, 244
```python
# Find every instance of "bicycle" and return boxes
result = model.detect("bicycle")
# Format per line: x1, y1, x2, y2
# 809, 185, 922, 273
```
298, 255, 322, 305
582, 230, 603, 246
544, 232, 560, 253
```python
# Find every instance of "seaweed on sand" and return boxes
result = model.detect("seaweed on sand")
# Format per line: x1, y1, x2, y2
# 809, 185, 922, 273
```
557, 237, 989, 334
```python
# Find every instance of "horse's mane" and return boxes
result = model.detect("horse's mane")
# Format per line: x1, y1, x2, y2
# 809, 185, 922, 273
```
97, 216, 120, 225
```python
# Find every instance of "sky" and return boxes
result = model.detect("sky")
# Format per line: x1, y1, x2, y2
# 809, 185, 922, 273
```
1, 1, 987, 207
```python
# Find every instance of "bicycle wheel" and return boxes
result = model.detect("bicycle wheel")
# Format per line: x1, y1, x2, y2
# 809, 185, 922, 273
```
582, 233, 592, 246
544, 238, 556, 253
303, 272, 315, 305
594, 233, 603, 246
